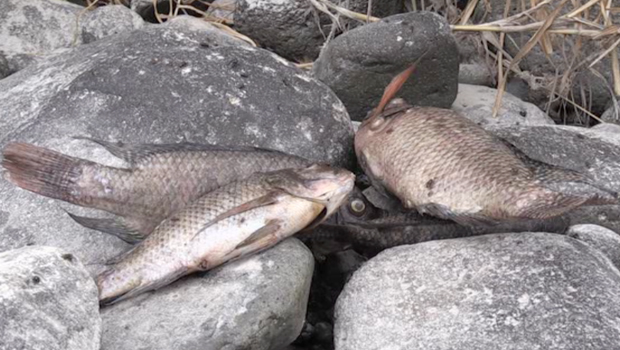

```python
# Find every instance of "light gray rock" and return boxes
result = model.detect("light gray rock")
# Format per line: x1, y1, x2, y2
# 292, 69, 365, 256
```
313, 11, 460, 121
0, 246, 101, 350
101, 238, 314, 350
567, 224, 620, 270
233, 0, 402, 62
458, 62, 494, 86
79, 4, 145, 44
0, 17, 354, 274
335, 232, 620, 350
207, 0, 237, 23
0, 0, 83, 72
452, 83, 555, 129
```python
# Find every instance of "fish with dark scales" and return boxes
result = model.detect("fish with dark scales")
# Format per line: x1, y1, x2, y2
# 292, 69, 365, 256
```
96, 164, 355, 305
354, 58, 619, 227
1, 138, 312, 243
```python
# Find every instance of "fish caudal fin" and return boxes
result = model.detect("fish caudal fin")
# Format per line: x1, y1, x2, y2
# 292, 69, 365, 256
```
2, 142, 92, 203
66, 212, 150, 244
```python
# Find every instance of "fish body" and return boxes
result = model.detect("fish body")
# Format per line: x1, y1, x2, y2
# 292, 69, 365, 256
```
97, 164, 355, 305
2, 140, 312, 242
354, 65, 617, 226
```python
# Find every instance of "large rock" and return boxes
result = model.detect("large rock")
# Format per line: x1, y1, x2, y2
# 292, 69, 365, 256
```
0, 16, 354, 273
313, 11, 460, 121
0, 0, 144, 75
101, 238, 314, 350
567, 224, 620, 270
78, 4, 145, 44
452, 83, 555, 129
335, 232, 620, 350
233, 0, 402, 62
0, 246, 101, 350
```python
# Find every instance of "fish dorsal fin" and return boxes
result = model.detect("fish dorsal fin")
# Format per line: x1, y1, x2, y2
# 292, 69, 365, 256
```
73, 136, 307, 166
190, 190, 287, 241
368, 50, 429, 121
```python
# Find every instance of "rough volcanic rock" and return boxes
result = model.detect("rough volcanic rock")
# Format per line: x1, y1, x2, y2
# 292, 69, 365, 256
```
0, 245, 101, 350
79, 4, 145, 44
313, 11, 460, 121
233, 0, 403, 62
335, 232, 620, 350
0, 17, 354, 275
101, 238, 314, 350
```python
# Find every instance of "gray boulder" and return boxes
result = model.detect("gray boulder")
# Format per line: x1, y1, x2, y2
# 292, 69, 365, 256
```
101, 238, 314, 350
601, 98, 620, 124
567, 224, 620, 270
233, 0, 402, 62
335, 232, 620, 350
0, 17, 354, 273
0, 0, 82, 73
452, 83, 555, 129
0, 0, 144, 74
78, 4, 145, 44
0, 246, 101, 350
313, 11, 460, 121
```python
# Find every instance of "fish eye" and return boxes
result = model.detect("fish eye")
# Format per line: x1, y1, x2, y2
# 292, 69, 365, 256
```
349, 199, 366, 216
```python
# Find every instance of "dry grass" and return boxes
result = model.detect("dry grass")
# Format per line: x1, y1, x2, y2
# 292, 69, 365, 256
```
306, 0, 619, 123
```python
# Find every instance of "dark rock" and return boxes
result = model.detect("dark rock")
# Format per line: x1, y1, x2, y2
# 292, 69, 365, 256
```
234, 0, 402, 62
567, 224, 620, 270
101, 238, 314, 350
0, 52, 9, 79
79, 4, 145, 44
452, 83, 555, 129
0, 246, 101, 350
313, 11, 460, 121
335, 232, 620, 350
0, 17, 354, 274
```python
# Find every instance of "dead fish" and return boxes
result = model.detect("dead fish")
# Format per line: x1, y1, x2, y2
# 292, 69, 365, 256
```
1, 138, 312, 243
302, 213, 571, 257
97, 164, 355, 305
354, 60, 618, 227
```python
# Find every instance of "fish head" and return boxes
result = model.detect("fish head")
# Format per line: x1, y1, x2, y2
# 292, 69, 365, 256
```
269, 164, 355, 224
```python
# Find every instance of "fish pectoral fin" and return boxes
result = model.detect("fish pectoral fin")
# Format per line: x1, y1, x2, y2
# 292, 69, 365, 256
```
196, 220, 283, 271
234, 219, 283, 251
417, 203, 501, 228
190, 191, 286, 241
66, 212, 149, 244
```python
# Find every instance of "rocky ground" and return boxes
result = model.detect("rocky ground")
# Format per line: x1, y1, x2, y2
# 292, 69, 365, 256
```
1, 0, 620, 350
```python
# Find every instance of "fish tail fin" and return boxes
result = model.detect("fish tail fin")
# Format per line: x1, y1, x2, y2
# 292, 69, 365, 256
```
66, 212, 150, 244
534, 167, 619, 206
1, 142, 93, 204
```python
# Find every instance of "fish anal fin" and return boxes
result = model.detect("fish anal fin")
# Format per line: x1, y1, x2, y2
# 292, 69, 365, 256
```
98, 267, 189, 306
66, 212, 149, 244
417, 203, 501, 227
190, 191, 286, 241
